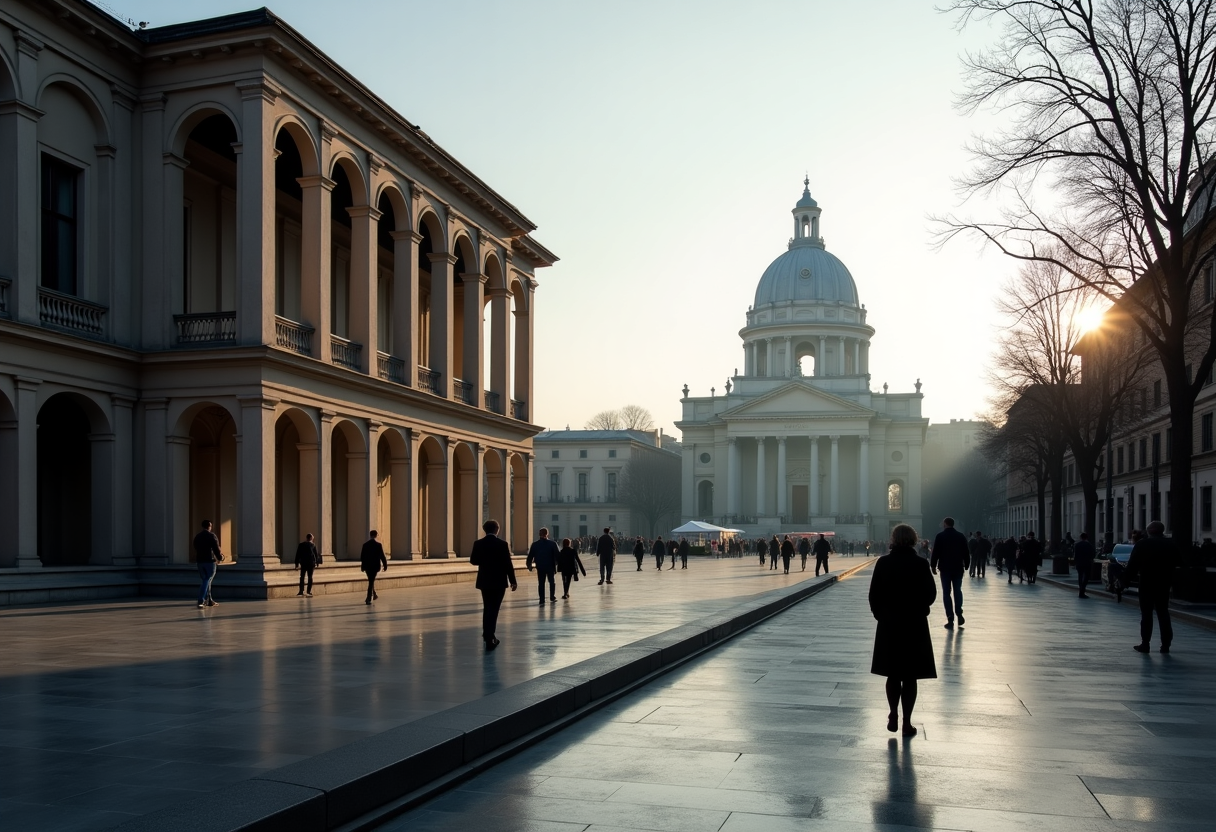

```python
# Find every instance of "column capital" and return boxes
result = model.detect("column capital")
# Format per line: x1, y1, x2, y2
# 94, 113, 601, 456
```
829, 435, 840, 442
346, 205, 383, 222
162, 152, 190, 170
727, 436, 737, 445
320, 409, 337, 423
15, 30, 44, 57
297, 174, 336, 192
235, 77, 281, 103
15, 376, 43, 392
111, 394, 137, 409
460, 271, 488, 285
755, 436, 765, 446
389, 229, 421, 244
143, 397, 169, 411
428, 252, 458, 267
236, 395, 279, 411
860, 435, 870, 444
777, 436, 786, 444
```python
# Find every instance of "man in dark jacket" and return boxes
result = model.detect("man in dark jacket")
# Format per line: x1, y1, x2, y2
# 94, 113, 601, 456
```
192, 520, 224, 608
596, 527, 617, 584
470, 518, 517, 650
678, 537, 690, 569
1073, 532, 1096, 598
1126, 521, 1176, 653
294, 533, 320, 597
812, 533, 832, 576
798, 535, 811, 571
633, 536, 646, 571
359, 530, 387, 605
931, 517, 970, 628
526, 527, 560, 605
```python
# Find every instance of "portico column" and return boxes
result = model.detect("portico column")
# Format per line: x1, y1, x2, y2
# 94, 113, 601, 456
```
908, 442, 923, 516
15, 377, 40, 567
818, 336, 826, 376
853, 339, 860, 375
809, 436, 819, 519
234, 79, 280, 348
111, 396, 135, 565
439, 438, 457, 557
838, 337, 845, 375
298, 174, 335, 358
0, 60, 43, 325
829, 435, 840, 516
461, 272, 486, 403
236, 395, 278, 567
859, 435, 870, 514
755, 437, 766, 516
727, 436, 739, 517
347, 205, 382, 374
765, 339, 773, 377
428, 253, 456, 399
488, 287, 510, 411
142, 398, 170, 564
390, 230, 420, 377
319, 411, 335, 559
406, 428, 421, 558
784, 336, 793, 376
776, 437, 787, 519
486, 447, 508, 534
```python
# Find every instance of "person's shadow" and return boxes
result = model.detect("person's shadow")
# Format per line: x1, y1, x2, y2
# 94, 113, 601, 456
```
871, 737, 935, 827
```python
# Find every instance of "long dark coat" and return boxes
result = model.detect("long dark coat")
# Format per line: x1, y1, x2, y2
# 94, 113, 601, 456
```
869, 544, 938, 680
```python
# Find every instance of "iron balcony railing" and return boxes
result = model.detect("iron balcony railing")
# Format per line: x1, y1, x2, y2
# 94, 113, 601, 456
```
510, 399, 527, 421
38, 287, 106, 337
378, 352, 406, 384
453, 378, 476, 406
274, 316, 314, 356
417, 366, 441, 395
0, 276, 10, 317
174, 311, 236, 345
484, 390, 502, 414
330, 334, 362, 371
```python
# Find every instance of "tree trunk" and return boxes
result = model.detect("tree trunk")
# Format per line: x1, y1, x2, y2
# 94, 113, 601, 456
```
1036, 477, 1048, 543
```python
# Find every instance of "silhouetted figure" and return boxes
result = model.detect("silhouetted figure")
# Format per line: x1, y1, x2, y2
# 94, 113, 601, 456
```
360, 530, 387, 605
812, 533, 832, 576
192, 520, 224, 608
526, 527, 560, 605
557, 537, 586, 599
1126, 521, 1176, 654
470, 519, 517, 650
931, 517, 969, 628
294, 533, 320, 596
1074, 532, 1095, 598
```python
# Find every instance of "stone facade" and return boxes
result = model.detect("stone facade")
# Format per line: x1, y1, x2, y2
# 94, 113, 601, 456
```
0, 2, 554, 598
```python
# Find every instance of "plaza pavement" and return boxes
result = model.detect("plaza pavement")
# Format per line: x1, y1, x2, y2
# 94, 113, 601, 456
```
0, 554, 851, 831
377, 566, 1216, 832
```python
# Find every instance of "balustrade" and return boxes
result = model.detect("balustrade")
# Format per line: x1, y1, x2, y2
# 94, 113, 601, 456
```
38, 287, 106, 337
329, 334, 362, 371
453, 378, 476, 406
417, 366, 441, 395
173, 311, 236, 344
510, 399, 527, 421
484, 390, 502, 414
377, 352, 406, 384
274, 316, 314, 356
0, 277, 9, 317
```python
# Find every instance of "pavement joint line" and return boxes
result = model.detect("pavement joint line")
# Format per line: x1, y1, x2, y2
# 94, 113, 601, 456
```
111, 559, 874, 832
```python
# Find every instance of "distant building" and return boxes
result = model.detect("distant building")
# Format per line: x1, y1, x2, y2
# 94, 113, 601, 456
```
676, 181, 927, 542
0, 2, 555, 599
922, 419, 999, 533
533, 430, 681, 540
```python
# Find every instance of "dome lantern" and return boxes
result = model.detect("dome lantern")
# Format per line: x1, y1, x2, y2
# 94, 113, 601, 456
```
792, 175, 823, 248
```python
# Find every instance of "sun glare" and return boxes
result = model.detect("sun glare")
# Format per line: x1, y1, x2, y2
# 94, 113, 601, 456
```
1075, 306, 1108, 334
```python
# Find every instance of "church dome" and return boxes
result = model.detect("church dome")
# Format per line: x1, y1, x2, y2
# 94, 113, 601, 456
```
754, 245, 859, 307
753, 181, 858, 308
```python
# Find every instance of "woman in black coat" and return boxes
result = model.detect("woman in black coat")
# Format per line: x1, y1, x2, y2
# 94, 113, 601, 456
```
869, 523, 937, 737
557, 538, 586, 599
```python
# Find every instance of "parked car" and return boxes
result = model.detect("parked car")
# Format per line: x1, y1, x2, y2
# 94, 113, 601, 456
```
1102, 543, 1136, 598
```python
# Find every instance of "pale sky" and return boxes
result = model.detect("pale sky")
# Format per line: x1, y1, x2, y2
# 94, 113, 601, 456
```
100, 0, 1014, 435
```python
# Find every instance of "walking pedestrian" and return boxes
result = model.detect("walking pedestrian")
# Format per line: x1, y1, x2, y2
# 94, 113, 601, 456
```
192, 520, 224, 608
1019, 531, 1043, 584
596, 527, 616, 584
930, 517, 969, 628
757, 537, 767, 566
633, 536, 646, 571
679, 537, 690, 569
294, 533, 320, 596
526, 527, 560, 605
768, 535, 780, 570
558, 537, 586, 599
1126, 521, 1177, 653
798, 535, 811, 571
360, 530, 387, 605
780, 535, 794, 574
1074, 531, 1095, 598
470, 519, 517, 651
869, 523, 937, 737
812, 533, 832, 576
668, 538, 679, 570
653, 536, 665, 570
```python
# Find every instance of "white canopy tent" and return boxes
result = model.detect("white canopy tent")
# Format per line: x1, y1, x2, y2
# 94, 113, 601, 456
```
670, 520, 742, 535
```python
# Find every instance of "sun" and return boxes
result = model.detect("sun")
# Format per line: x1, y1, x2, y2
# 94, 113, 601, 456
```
1075, 305, 1108, 334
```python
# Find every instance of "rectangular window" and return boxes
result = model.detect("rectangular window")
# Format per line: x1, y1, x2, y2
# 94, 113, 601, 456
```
1204, 413, 1213, 452
579, 514, 587, 521
1117, 497, 1124, 538
606, 472, 617, 501
1153, 380, 1161, 407
551, 450, 559, 459
577, 472, 588, 501
607, 514, 616, 521
551, 515, 559, 522
1116, 447, 1124, 474
1129, 443, 1137, 469
41, 154, 79, 295
552, 525, 559, 538
1202, 486, 1213, 531
578, 524, 588, 537
1187, 363, 1194, 384
579, 450, 587, 459
548, 472, 560, 502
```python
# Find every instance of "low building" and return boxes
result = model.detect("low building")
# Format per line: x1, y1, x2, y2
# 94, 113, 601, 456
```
0, 1, 555, 600
533, 430, 682, 540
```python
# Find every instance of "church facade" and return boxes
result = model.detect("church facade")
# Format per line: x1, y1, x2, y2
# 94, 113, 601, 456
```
676, 182, 926, 543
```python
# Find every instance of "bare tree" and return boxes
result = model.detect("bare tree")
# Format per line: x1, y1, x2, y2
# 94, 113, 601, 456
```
585, 409, 623, 430
618, 404, 655, 431
939, 0, 1216, 549
618, 449, 681, 537
990, 257, 1148, 545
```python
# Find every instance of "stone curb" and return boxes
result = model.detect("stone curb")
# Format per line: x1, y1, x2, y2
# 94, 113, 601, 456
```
112, 559, 874, 832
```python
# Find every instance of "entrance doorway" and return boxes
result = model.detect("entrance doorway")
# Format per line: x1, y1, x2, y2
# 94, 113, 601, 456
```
792, 485, 809, 524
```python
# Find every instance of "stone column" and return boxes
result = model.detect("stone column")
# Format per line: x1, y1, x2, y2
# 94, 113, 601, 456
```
234, 79, 280, 348
166, 434, 190, 563
142, 398, 170, 565
829, 435, 840, 516
0, 414, 15, 567
682, 444, 696, 519
818, 335, 826, 376
765, 339, 773, 377
347, 205, 382, 374
853, 339, 861, 375
297, 440, 321, 552
488, 287, 510, 411
727, 436, 739, 517
435, 438, 456, 557
755, 437, 766, 516
366, 421, 382, 538
838, 337, 846, 376
319, 410, 335, 559
461, 272, 486, 403
784, 336, 792, 376
15, 377, 40, 567
111, 396, 135, 565
511, 450, 532, 554
862, 340, 871, 375
859, 435, 870, 514
744, 342, 753, 376
390, 446, 410, 560
236, 395, 278, 567
428, 252, 456, 399
809, 435, 819, 519
776, 437, 787, 519
298, 174, 334, 357
406, 428, 421, 558
486, 447, 508, 536
390, 229, 420, 376
0, 33, 43, 326
139, 94, 169, 350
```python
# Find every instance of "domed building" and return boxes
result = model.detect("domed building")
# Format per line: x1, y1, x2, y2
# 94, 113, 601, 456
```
676, 181, 927, 542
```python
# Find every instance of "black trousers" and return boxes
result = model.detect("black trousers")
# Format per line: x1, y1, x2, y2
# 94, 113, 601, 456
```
1077, 560, 1093, 594
562, 573, 574, 594
1139, 587, 1173, 647
536, 569, 556, 601
816, 556, 829, 575
298, 567, 314, 593
364, 572, 378, 601
481, 586, 507, 642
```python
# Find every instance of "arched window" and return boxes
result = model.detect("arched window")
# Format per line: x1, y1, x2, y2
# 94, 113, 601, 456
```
888, 482, 903, 512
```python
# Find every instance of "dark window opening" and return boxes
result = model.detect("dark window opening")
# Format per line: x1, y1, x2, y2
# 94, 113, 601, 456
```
41, 155, 79, 295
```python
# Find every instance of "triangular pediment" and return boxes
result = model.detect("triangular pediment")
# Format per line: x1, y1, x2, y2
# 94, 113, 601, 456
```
721, 381, 873, 420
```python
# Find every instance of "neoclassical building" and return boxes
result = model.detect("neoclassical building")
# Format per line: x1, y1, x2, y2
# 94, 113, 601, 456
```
0, 2, 554, 598
676, 181, 926, 542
